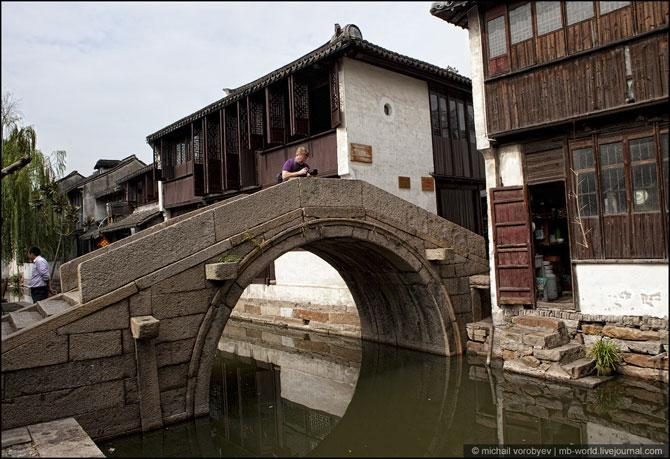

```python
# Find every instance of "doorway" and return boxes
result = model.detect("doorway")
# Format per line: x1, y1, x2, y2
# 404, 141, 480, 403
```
528, 182, 573, 307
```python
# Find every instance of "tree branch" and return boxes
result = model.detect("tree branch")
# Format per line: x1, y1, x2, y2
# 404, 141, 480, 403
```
1, 154, 32, 179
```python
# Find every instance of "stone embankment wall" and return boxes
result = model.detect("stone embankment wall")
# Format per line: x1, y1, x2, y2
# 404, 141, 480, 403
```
468, 363, 668, 444
467, 308, 668, 383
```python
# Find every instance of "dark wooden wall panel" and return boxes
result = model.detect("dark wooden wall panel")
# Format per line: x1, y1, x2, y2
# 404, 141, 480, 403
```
432, 136, 453, 177
566, 19, 596, 55
525, 148, 565, 184
635, 1, 669, 33
485, 35, 668, 135
164, 176, 196, 208
511, 39, 536, 70
598, 4, 634, 43
535, 29, 567, 64
603, 215, 631, 259
631, 214, 665, 258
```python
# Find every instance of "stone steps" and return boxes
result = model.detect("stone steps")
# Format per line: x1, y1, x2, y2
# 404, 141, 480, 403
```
562, 357, 595, 379
533, 342, 584, 364
1, 292, 82, 340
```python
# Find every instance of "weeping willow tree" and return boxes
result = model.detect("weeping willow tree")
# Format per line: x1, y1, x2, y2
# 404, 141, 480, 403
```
1, 93, 77, 265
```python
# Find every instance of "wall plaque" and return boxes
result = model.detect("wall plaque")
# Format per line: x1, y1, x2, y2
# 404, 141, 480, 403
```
421, 176, 435, 192
350, 143, 373, 163
398, 176, 411, 189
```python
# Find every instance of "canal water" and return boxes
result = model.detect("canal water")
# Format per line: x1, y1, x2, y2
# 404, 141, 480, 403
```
99, 320, 668, 457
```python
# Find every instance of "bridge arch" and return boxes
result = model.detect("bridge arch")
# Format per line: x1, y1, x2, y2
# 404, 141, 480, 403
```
188, 217, 461, 417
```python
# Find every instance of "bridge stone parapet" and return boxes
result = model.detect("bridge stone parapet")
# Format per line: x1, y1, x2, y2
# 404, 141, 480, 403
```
1, 178, 487, 440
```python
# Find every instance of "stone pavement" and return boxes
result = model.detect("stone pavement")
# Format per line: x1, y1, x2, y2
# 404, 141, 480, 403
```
1, 417, 104, 457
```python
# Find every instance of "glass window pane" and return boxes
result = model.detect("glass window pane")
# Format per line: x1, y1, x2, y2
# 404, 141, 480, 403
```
573, 147, 594, 170
430, 93, 440, 136
466, 103, 476, 146
536, 2, 562, 35
457, 101, 467, 139
632, 163, 659, 212
661, 133, 668, 211
630, 137, 655, 162
449, 99, 459, 140
576, 171, 598, 216
510, 3, 533, 44
439, 96, 449, 138
567, 2, 595, 26
487, 16, 507, 58
599, 142, 623, 166
599, 1, 630, 15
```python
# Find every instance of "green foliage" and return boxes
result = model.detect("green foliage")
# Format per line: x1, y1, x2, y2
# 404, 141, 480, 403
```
8, 274, 22, 297
1, 93, 77, 264
587, 337, 622, 376
218, 254, 242, 263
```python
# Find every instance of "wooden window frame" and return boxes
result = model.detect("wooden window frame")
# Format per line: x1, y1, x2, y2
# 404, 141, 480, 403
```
509, 2, 534, 45
598, 1, 632, 17
535, 1, 563, 37
484, 5, 511, 76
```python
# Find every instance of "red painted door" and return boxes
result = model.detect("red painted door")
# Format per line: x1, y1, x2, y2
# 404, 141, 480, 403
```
490, 185, 535, 306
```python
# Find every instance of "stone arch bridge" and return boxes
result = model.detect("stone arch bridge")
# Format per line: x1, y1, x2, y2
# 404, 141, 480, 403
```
1, 179, 487, 440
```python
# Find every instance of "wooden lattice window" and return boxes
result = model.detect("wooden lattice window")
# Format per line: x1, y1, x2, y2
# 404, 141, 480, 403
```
536, 1, 562, 35
510, 3, 533, 45
662, 132, 669, 212
487, 15, 508, 58
566, 1, 594, 25
599, 141, 626, 215
599, 1, 630, 15
449, 99, 459, 140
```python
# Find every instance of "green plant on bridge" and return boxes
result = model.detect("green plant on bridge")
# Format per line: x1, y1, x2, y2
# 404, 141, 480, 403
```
587, 337, 622, 376
218, 253, 242, 263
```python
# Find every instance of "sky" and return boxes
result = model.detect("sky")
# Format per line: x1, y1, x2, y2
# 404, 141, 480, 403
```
1, 1, 470, 178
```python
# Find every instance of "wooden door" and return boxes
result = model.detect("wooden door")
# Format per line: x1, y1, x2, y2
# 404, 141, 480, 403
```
490, 185, 535, 306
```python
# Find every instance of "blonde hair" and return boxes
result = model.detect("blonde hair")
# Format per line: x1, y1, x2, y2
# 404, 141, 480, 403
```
295, 146, 309, 157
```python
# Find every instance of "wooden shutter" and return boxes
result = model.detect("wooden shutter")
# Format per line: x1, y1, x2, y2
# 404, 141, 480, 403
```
289, 74, 310, 137
223, 107, 240, 190
247, 96, 264, 151
329, 61, 341, 128
524, 148, 565, 184
490, 185, 535, 306
238, 100, 256, 188
265, 85, 285, 145
193, 120, 205, 196
206, 113, 223, 194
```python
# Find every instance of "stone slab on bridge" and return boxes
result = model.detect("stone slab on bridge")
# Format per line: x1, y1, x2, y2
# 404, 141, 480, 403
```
1, 178, 487, 441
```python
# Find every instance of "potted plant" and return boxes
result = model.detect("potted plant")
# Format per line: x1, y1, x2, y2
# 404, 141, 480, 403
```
587, 337, 622, 376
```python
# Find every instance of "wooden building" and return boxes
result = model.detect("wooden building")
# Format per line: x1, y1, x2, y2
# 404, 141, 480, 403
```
146, 24, 485, 234
431, 1, 668, 319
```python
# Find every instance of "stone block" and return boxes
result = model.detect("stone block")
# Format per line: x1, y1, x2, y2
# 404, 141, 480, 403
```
622, 353, 668, 370
75, 403, 141, 441
27, 417, 106, 458
160, 386, 187, 419
245, 304, 262, 315
626, 340, 664, 355
131, 316, 160, 340
522, 331, 568, 349
124, 378, 138, 404
79, 211, 216, 302
302, 206, 365, 219
293, 309, 328, 323
157, 363, 189, 392
205, 262, 238, 281
512, 315, 564, 331
466, 341, 486, 355
2, 331, 68, 372
70, 330, 123, 361
122, 329, 134, 354
155, 314, 204, 344
151, 289, 215, 320
300, 178, 364, 208
545, 363, 572, 381
503, 358, 548, 378
561, 358, 595, 379
425, 248, 448, 261
533, 343, 584, 363
58, 300, 129, 335
146, 265, 207, 295
213, 179, 300, 243
602, 325, 660, 341
617, 365, 668, 384
1, 427, 31, 449
1, 380, 125, 431
329, 312, 360, 326
129, 290, 152, 317
3, 354, 136, 398
521, 356, 541, 368
155, 338, 195, 368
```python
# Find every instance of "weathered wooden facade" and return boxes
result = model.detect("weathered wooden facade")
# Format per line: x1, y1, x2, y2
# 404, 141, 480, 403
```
432, 1, 669, 318
146, 24, 485, 234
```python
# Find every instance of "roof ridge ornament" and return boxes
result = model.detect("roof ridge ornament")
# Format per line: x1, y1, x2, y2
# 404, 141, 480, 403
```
329, 23, 362, 43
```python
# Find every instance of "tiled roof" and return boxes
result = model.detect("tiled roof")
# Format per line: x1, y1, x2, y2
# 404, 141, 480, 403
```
146, 33, 470, 143
430, 1, 499, 28
117, 163, 154, 184
100, 208, 163, 234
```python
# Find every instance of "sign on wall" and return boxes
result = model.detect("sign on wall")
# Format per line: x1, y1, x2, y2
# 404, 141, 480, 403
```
398, 176, 411, 189
350, 143, 372, 163
421, 176, 435, 192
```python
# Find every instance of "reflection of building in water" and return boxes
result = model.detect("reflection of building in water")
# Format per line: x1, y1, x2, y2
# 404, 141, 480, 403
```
209, 320, 361, 456
469, 361, 669, 446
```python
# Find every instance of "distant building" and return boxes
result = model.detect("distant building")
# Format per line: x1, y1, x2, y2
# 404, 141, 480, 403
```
431, 1, 668, 321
